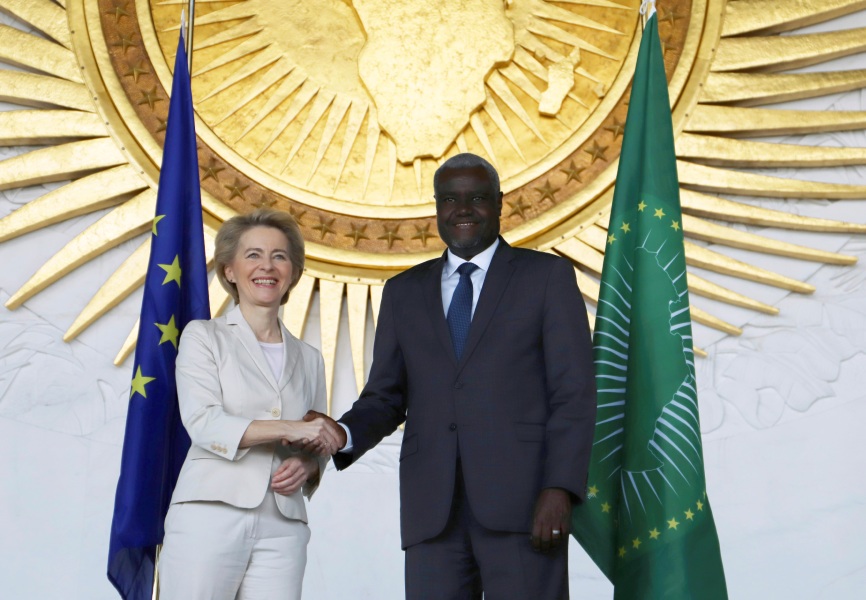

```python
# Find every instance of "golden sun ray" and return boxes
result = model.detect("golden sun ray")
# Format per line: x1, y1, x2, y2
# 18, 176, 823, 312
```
0, 0, 865, 410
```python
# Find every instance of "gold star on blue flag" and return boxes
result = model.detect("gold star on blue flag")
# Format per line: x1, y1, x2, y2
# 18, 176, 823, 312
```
108, 31, 211, 600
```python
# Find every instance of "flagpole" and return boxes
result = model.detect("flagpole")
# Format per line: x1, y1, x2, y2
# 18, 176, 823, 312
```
186, 0, 195, 74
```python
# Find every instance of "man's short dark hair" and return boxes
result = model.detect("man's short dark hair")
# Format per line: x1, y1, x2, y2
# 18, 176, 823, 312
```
433, 153, 500, 194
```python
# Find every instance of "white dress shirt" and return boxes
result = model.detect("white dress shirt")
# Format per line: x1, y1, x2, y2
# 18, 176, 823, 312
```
340, 238, 500, 452
440, 237, 499, 318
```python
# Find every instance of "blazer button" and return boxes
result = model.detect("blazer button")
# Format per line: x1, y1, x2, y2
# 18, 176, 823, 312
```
449, 423, 457, 431
271, 407, 281, 418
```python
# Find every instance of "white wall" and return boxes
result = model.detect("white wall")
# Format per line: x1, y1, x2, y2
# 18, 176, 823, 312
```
1, 10, 865, 600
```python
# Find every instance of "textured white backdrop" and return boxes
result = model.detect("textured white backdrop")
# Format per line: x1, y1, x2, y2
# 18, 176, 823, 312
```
0, 9, 864, 600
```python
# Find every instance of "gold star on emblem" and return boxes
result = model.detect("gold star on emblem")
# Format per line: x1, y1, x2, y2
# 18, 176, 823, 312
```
617, 547, 626, 558
138, 87, 162, 110
155, 117, 167, 133
155, 315, 180, 349
685, 509, 695, 521
378, 224, 403, 249
158, 255, 182, 287
620, 222, 630, 233
587, 485, 599, 497
535, 180, 558, 204
288, 206, 306, 224
560, 160, 586, 184
608, 233, 616, 244
507, 197, 531, 219
671, 220, 680, 231
667, 518, 679, 530
224, 178, 249, 201
584, 140, 608, 163
152, 214, 165, 236
604, 117, 625, 140
345, 223, 369, 247
109, 1, 131, 22
632, 538, 642, 549
654, 208, 666, 219
123, 60, 149, 83
255, 195, 276, 208
200, 159, 224, 182
638, 201, 647, 212
113, 33, 137, 54
659, 7, 685, 27
601, 502, 611, 513
649, 528, 661, 540
412, 224, 434, 246
130, 366, 155, 399
313, 216, 336, 239
696, 500, 704, 511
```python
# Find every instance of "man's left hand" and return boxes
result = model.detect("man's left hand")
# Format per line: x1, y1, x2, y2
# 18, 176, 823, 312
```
530, 488, 572, 553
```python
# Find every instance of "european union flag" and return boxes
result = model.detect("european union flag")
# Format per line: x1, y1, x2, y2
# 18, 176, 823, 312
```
107, 33, 210, 600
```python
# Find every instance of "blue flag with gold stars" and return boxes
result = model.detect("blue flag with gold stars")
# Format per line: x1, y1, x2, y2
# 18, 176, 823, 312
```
570, 11, 727, 599
107, 34, 209, 600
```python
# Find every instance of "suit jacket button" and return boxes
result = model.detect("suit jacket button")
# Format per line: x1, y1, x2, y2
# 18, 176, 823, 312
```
271, 407, 281, 418
449, 423, 457, 431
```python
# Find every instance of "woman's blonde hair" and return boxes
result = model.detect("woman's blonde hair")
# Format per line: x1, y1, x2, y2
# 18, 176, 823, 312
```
214, 209, 305, 305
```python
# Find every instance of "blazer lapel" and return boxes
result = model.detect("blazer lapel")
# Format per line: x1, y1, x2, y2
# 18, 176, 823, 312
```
457, 240, 515, 372
277, 320, 302, 391
422, 253, 458, 367
226, 305, 281, 393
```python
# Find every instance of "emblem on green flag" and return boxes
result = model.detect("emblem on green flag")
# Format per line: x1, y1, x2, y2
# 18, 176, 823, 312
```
571, 9, 727, 599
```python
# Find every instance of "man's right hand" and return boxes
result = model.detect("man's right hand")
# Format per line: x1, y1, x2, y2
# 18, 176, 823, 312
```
287, 410, 347, 455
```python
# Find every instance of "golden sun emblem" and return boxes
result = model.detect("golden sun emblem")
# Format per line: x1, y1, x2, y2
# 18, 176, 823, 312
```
1, 0, 865, 402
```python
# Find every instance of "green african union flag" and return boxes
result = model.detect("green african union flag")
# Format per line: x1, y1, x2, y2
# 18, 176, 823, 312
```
570, 12, 727, 599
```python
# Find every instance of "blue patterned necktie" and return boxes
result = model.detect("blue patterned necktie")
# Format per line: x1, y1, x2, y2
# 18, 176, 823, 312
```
447, 262, 479, 360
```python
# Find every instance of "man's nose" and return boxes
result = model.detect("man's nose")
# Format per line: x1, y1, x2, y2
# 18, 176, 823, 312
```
454, 198, 474, 213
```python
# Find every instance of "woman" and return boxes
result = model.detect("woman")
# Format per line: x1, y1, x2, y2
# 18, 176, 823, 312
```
158, 208, 340, 599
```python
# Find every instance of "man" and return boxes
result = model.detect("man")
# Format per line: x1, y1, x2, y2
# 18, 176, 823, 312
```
313, 153, 596, 598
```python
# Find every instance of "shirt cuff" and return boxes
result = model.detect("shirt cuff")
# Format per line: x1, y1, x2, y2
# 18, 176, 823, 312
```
338, 422, 353, 453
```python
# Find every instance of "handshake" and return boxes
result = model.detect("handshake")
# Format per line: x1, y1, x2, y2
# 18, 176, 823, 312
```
281, 410, 347, 456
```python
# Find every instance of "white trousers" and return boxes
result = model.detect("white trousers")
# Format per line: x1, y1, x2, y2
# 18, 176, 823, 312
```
158, 492, 310, 600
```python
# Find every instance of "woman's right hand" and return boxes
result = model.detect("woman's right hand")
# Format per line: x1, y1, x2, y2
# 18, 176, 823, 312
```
282, 418, 341, 455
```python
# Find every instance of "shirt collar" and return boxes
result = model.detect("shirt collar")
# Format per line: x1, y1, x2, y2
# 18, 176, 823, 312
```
443, 237, 500, 278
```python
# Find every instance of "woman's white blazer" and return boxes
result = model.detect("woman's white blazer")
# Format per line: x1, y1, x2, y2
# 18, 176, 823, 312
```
169, 305, 327, 523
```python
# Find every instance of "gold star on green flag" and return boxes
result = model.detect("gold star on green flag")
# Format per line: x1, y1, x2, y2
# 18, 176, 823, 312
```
155, 315, 180, 349
129, 366, 156, 399
159, 255, 182, 287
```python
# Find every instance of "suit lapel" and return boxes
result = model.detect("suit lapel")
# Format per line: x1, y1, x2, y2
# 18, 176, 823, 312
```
457, 240, 515, 372
226, 305, 281, 393
422, 253, 458, 367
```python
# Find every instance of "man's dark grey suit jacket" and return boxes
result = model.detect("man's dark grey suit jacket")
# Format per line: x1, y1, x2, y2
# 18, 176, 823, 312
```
334, 239, 597, 549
